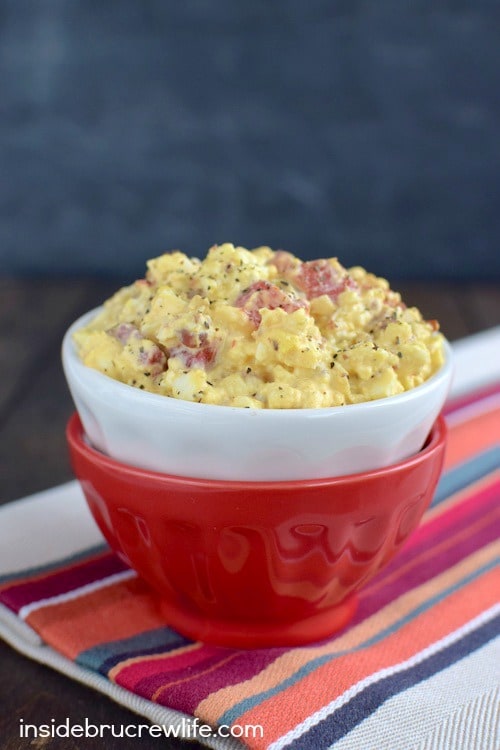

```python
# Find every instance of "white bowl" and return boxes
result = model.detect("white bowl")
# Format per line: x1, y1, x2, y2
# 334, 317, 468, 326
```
62, 308, 453, 481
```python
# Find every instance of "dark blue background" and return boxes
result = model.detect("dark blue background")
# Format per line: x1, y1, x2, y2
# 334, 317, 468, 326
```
1, 1, 499, 279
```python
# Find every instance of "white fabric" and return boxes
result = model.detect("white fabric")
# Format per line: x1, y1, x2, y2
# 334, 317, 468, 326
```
411, 685, 499, 750
448, 326, 500, 397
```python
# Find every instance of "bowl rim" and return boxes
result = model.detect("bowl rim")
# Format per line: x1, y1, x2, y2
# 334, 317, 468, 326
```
67, 411, 447, 489
62, 306, 454, 419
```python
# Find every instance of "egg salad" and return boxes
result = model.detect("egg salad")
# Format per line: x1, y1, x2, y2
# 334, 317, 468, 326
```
74, 244, 445, 408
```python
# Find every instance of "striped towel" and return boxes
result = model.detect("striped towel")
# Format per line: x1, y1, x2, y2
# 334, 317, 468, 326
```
1, 330, 499, 750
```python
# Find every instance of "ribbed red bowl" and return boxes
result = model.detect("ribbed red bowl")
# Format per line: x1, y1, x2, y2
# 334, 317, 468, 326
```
67, 413, 446, 648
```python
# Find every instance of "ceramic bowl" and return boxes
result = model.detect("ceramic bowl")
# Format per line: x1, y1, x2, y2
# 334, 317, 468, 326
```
62, 308, 453, 481
67, 413, 447, 648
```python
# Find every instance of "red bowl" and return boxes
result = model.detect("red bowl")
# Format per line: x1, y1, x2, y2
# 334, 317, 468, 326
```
67, 413, 446, 648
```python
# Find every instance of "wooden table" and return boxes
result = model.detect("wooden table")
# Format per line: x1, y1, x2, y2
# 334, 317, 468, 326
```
1, 278, 499, 749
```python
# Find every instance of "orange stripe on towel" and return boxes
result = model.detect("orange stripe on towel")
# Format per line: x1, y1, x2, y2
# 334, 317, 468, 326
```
25, 577, 165, 659
445, 407, 500, 470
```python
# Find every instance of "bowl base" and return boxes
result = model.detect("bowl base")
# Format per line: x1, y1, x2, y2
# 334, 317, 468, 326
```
159, 595, 358, 649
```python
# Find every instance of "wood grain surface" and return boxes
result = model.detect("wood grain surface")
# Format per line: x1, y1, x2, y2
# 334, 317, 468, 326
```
0, 278, 499, 749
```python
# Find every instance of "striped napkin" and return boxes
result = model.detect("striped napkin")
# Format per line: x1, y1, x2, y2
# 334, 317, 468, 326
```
1, 329, 499, 750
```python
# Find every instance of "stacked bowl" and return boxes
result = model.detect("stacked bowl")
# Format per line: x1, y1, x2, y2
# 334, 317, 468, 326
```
63, 310, 452, 648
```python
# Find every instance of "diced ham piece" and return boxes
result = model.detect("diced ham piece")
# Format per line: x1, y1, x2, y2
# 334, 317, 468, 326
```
170, 330, 218, 369
235, 281, 308, 327
107, 323, 166, 376
107, 323, 141, 344
138, 345, 167, 376
294, 259, 357, 302
180, 329, 198, 348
